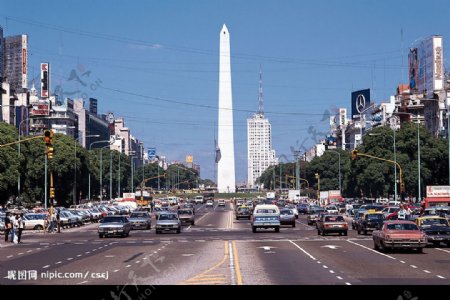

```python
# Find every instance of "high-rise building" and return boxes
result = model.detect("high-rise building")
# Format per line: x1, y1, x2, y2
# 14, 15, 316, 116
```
0, 26, 4, 80
217, 24, 236, 193
4, 34, 27, 93
247, 70, 277, 188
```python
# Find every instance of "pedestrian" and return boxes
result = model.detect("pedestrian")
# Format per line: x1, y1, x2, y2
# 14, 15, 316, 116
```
405, 205, 412, 221
10, 213, 17, 243
56, 209, 61, 233
48, 205, 55, 233
4, 212, 11, 242
17, 213, 25, 243
398, 205, 406, 220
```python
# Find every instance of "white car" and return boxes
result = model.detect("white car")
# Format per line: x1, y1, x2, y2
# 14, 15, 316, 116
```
218, 199, 226, 207
325, 205, 339, 214
206, 200, 214, 207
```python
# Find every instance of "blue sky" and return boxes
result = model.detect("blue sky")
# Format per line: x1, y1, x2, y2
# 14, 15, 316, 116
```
2, 0, 450, 182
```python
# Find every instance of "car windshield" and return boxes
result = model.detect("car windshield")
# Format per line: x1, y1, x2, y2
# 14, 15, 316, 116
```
325, 216, 344, 222
421, 219, 448, 226
386, 223, 419, 231
238, 208, 248, 212
178, 210, 192, 215
103, 217, 125, 223
159, 214, 178, 221
131, 213, 147, 218
327, 206, 337, 210
256, 209, 277, 214
280, 210, 293, 215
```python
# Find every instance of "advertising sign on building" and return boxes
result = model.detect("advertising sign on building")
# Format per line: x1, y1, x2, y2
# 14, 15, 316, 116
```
426, 186, 450, 198
416, 36, 444, 97
21, 36, 28, 89
351, 89, 371, 119
186, 155, 193, 163
31, 103, 50, 116
40, 63, 50, 98
148, 148, 156, 160
339, 108, 347, 126
107, 112, 115, 135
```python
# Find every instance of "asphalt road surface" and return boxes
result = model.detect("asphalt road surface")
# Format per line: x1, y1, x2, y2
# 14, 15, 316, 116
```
1, 201, 450, 285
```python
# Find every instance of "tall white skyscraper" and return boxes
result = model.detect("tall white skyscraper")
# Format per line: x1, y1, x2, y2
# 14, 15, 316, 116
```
217, 24, 236, 193
247, 70, 277, 188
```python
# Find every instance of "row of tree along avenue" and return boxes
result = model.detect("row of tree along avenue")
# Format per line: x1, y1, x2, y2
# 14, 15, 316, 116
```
258, 124, 449, 200
0, 123, 201, 207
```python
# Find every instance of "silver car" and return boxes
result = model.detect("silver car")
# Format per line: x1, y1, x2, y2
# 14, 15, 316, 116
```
128, 211, 151, 230
155, 213, 181, 234
98, 216, 131, 238
178, 209, 195, 225
280, 208, 296, 227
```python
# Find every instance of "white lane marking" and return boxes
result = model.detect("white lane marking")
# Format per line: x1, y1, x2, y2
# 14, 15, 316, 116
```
437, 275, 446, 279
336, 276, 343, 280
67, 258, 73, 261
18, 252, 24, 255
321, 245, 340, 249
104, 255, 115, 258
322, 265, 328, 269
126, 241, 137, 244
346, 240, 396, 260
288, 240, 317, 261
26, 250, 32, 253
423, 270, 431, 274
186, 225, 192, 230
229, 241, 236, 285
435, 248, 450, 254
410, 265, 417, 269
258, 246, 276, 251
77, 254, 82, 257
113, 269, 120, 273
7, 255, 13, 258
399, 260, 406, 264
36, 248, 41, 250
85, 251, 90, 254
329, 270, 335, 274
345, 282, 352, 285
195, 240, 206, 242
182, 254, 195, 257
77, 281, 88, 285
55, 261, 62, 264
42, 265, 50, 269
125, 264, 131, 268
135, 261, 141, 264
317, 261, 321, 264
74, 242, 85, 245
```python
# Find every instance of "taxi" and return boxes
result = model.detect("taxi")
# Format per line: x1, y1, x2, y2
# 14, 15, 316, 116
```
356, 210, 384, 235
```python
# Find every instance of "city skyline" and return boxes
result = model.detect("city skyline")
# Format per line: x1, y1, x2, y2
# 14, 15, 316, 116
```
2, 0, 450, 182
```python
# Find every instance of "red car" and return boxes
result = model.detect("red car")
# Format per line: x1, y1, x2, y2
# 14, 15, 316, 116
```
372, 220, 427, 253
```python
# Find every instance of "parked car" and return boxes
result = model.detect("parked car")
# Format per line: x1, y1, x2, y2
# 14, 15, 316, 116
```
155, 212, 181, 234
279, 208, 296, 227
0, 214, 5, 233
23, 213, 47, 230
98, 216, 131, 238
316, 214, 348, 236
415, 216, 450, 247
178, 209, 195, 225
251, 204, 280, 233
128, 211, 151, 230
372, 220, 427, 253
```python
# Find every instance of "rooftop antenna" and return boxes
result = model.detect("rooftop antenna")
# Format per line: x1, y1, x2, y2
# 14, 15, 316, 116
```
257, 65, 264, 116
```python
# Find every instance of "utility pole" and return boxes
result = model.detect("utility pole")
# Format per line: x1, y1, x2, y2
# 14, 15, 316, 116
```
293, 150, 300, 191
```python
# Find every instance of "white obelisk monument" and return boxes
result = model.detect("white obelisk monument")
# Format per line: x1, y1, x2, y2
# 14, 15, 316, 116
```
217, 24, 236, 193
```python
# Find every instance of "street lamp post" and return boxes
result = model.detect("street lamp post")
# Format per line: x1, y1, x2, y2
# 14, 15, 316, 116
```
369, 132, 397, 201
418, 120, 421, 203
293, 150, 300, 191
74, 134, 99, 205
315, 173, 320, 202
327, 150, 341, 194
88, 140, 110, 201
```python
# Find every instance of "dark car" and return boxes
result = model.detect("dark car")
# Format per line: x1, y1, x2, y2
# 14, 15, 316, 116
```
306, 207, 325, 226
236, 206, 251, 220
357, 212, 384, 235
98, 216, 131, 238
297, 203, 309, 214
416, 216, 450, 247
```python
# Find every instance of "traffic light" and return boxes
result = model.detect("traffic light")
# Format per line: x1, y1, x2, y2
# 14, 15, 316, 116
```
351, 149, 358, 160
47, 146, 54, 159
44, 130, 54, 146
49, 187, 55, 199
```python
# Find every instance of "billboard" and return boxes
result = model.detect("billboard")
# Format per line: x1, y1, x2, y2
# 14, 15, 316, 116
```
148, 148, 156, 160
186, 155, 193, 163
107, 112, 115, 135
408, 48, 418, 90
21, 35, 27, 89
31, 103, 50, 116
426, 186, 450, 198
40, 63, 50, 98
339, 108, 347, 126
416, 36, 444, 97
351, 89, 371, 120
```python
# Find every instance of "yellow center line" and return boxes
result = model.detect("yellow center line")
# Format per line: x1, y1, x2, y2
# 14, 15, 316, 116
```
232, 240, 243, 285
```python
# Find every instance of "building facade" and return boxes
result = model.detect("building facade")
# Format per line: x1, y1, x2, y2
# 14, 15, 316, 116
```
247, 113, 277, 188
3, 35, 27, 93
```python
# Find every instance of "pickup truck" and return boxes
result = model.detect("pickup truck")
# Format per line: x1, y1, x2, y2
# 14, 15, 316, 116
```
251, 204, 280, 233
